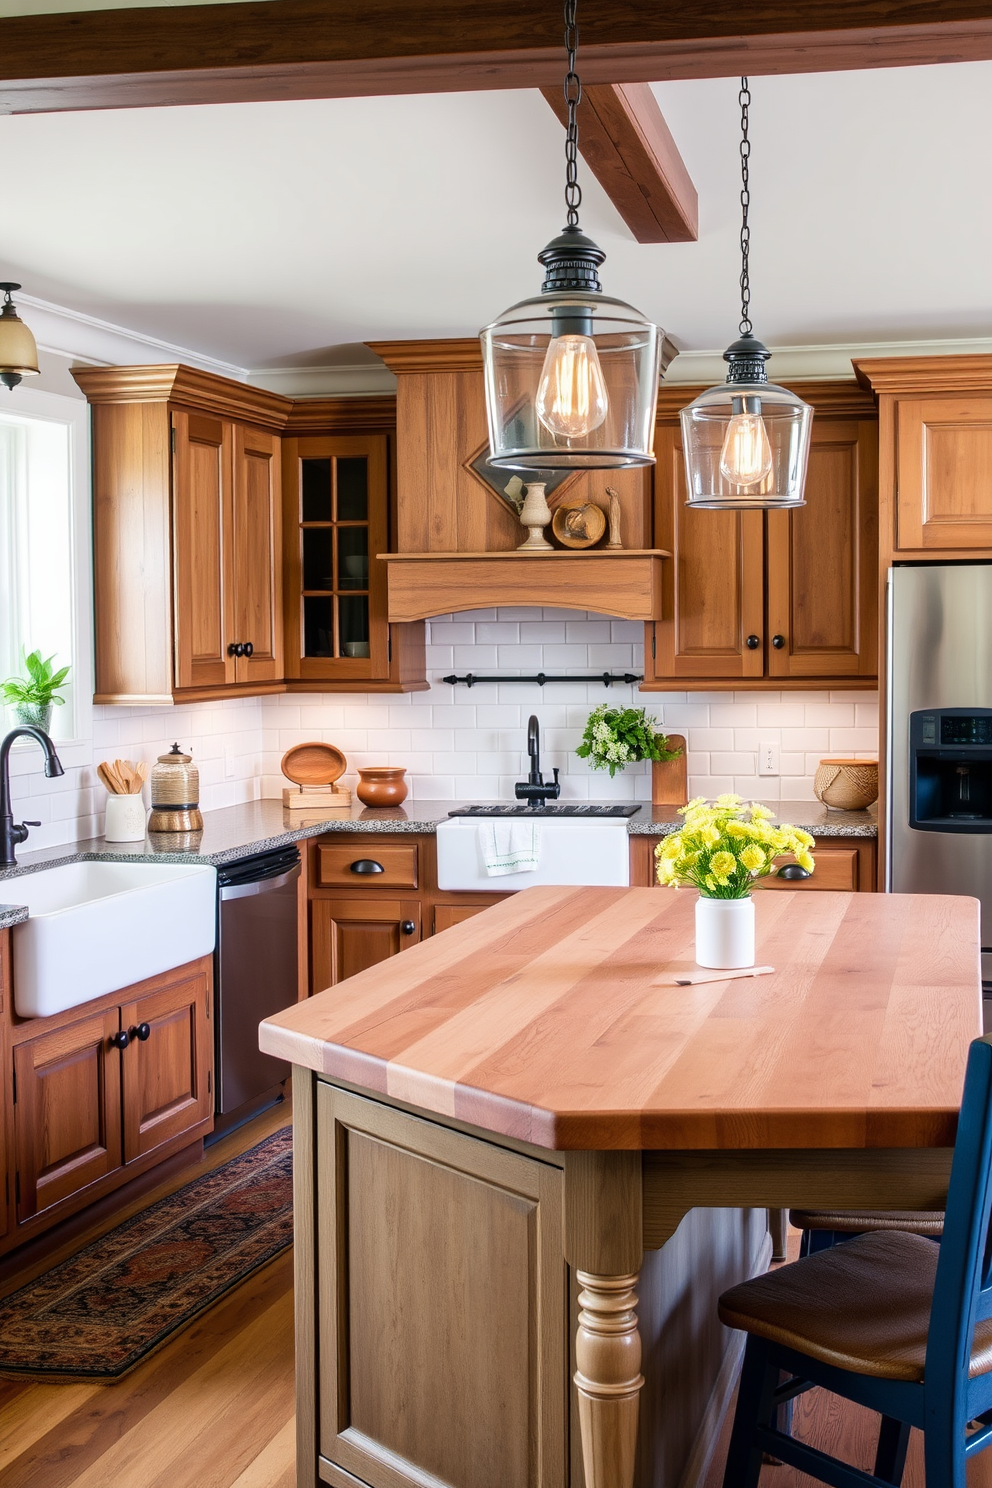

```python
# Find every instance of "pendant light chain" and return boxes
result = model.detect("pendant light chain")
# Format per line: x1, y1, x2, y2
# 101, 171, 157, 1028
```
563, 0, 582, 228
737, 76, 753, 338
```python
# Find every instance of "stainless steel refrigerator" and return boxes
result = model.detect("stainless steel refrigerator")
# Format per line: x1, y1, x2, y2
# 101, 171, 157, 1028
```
888, 562, 992, 988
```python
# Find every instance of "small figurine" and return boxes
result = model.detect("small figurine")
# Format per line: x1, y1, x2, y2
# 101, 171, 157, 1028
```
606, 486, 623, 549
503, 475, 525, 513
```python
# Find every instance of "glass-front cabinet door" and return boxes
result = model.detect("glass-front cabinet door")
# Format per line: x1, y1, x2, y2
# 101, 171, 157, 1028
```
282, 434, 390, 681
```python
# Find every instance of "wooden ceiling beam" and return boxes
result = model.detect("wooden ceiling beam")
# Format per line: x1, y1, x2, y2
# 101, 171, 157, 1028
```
4, 2, 992, 114
541, 82, 697, 243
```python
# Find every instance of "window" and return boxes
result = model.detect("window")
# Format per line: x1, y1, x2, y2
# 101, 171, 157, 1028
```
0, 392, 87, 742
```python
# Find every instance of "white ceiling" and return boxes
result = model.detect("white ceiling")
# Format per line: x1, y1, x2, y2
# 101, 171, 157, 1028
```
1, 59, 990, 372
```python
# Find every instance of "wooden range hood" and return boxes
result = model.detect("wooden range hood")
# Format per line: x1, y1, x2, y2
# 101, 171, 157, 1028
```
369, 338, 669, 622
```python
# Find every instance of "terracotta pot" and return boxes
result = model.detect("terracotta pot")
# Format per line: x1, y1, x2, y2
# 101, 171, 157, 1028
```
356, 766, 408, 807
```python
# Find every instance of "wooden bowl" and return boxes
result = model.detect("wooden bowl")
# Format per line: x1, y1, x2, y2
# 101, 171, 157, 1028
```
551, 498, 606, 549
281, 742, 347, 788
813, 758, 878, 811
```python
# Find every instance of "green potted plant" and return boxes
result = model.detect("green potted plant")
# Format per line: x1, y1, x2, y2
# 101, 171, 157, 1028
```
575, 704, 681, 778
1, 650, 70, 734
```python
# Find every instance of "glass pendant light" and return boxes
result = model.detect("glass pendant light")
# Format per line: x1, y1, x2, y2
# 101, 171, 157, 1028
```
0, 284, 40, 392
681, 81, 812, 509
480, 0, 663, 470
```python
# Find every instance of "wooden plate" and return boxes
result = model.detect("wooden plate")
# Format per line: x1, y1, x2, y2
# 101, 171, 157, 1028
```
280, 742, 347, 787
551, 498, 607, 549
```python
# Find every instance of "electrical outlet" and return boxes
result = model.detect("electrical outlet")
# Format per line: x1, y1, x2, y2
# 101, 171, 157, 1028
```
759, 741, 780, 776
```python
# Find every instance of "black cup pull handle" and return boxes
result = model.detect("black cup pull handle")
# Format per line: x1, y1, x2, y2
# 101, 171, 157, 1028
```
350, 859, 385, 875
746, 634, 760, 650
131, 1022, 151, 1042
772, 634, 786, 649
110, 1030, 130, 1050
401, 920, 416, 935
243, 641, 254, 658
777, 862, 812, 880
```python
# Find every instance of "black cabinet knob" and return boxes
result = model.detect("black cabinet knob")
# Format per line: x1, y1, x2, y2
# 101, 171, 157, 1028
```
131, 1022, 151, 1042
243, 641, 254, 658
400, 920, 416, 935
110, 1030, 130, 1050
746, 634, 760, 650
777, 862, 812, 880
350, 859, 385, 875
227, 642, 244, 657
772, 634, 786, 649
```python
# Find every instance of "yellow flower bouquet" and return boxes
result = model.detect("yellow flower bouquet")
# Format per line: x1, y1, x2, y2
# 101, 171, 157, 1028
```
655, 794, 815, 900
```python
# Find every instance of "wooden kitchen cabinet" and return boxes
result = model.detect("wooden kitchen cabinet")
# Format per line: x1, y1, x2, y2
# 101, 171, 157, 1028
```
630, 833, 876, 891
644, 383, 879, 690
854, 356, 992, 557
13, 1004, 123, 1224
310, 897, 423, 991
0, 933, 10, 1241
120, 962, 212, 1165
172, 408, 282, 692
75, 366, 288, 704
4, 955, 214, 1252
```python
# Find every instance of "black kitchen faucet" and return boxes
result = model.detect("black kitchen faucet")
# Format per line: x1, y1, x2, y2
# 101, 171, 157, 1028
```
514, 715, 561, 809
0, 726, 64, 866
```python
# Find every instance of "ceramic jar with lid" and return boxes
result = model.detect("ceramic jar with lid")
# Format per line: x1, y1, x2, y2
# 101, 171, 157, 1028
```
148, 743, 203, 832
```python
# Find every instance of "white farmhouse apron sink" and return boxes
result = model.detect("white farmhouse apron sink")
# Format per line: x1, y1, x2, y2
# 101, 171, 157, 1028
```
10, 861, 217, 1018
436, 816, 630, 891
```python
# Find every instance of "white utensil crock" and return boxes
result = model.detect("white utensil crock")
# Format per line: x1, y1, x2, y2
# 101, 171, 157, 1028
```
695, 895, 755, 969
104, 793, 147, 842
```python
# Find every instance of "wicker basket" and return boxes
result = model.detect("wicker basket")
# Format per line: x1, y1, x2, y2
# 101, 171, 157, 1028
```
813, 758, 878, 811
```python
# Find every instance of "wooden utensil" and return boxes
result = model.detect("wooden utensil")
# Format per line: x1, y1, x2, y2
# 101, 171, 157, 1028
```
97, 762, 119, 794
652, 965, 776, 987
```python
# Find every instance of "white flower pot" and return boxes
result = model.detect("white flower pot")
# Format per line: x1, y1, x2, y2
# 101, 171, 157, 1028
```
105, 793, 147, 843
695, 894, 755, 969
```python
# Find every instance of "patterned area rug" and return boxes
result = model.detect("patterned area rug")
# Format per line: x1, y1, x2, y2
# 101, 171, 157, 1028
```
0, 1127, 292, 1382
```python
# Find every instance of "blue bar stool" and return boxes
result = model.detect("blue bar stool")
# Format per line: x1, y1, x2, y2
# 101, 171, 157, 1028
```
718, 1033, 992, 1487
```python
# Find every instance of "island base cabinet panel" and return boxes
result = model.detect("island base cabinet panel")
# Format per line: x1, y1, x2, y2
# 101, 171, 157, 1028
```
120, 966, 213, 1165
13, 1007, 123, 1224
310, 897, 422, 992
314, 1085, 567, 1488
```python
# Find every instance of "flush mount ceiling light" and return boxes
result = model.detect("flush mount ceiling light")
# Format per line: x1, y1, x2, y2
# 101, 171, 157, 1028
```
0, 284, 40, 392
480, 0, 663, 470
681, 80, 812, 509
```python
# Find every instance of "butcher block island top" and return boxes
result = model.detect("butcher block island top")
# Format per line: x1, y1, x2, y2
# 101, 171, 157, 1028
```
260, 885, 981, 1151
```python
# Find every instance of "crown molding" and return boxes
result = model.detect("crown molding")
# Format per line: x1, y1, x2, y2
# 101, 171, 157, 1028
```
16, 291, 247, 379
285, 395, 396, 432
664, 335, 992, 387
854, 353, 992, 394
72, 363, 292, 428
368, 338, 483, 375
655, 378, 877, 421
246, 362, 397, 397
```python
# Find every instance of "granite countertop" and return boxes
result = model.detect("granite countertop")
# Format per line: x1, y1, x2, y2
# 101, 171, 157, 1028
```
0, 796, 877, 931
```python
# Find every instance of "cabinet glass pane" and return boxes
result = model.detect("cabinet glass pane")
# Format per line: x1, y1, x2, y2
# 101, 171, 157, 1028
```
337, 458, 368, 521
303, 529, 334, 591
302, 458, 332, 521
340, 596, 370, 657
303, 597, 335, 658
336, 527, 369, 590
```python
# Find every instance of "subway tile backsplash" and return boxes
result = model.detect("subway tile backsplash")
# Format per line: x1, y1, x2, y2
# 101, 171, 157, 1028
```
5, 609, 878, 850
264, 609, 879, 805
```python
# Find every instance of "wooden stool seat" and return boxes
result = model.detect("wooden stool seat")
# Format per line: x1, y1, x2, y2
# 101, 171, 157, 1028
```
790, 1208, 944, 1237
721, 1229, 992, 1384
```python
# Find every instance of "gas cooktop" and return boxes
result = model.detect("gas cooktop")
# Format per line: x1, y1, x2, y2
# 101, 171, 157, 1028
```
447, 804, 640, 818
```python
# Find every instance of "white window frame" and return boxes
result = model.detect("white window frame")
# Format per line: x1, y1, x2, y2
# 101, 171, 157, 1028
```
0, 383, 93, 753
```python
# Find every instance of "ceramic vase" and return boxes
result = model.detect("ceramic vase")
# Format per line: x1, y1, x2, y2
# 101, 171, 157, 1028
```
516, 483, 553, 550
695, 895, 755, 969
356, 766, 408, 807
105, 793, 148, 842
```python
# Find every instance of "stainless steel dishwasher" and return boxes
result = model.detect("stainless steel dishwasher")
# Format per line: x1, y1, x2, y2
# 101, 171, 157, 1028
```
212, 845, 301, 1137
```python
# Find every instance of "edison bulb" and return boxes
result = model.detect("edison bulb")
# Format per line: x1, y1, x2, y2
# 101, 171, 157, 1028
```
535, 334, 609, 440
719, 410, 773, 486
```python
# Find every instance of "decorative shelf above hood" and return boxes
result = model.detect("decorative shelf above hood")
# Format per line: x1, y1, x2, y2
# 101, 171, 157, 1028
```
379, 550, 669, 623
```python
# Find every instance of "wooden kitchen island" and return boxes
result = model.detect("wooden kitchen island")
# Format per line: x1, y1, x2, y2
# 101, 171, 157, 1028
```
259, 886, 981, 1488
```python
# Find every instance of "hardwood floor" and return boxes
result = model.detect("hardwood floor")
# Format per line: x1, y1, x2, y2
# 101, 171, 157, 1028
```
0, 1098, 295, 1488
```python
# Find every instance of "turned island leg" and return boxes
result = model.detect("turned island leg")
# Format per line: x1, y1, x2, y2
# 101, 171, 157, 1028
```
574, 1270, 644, 1488
564, 1151, 644, 1488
